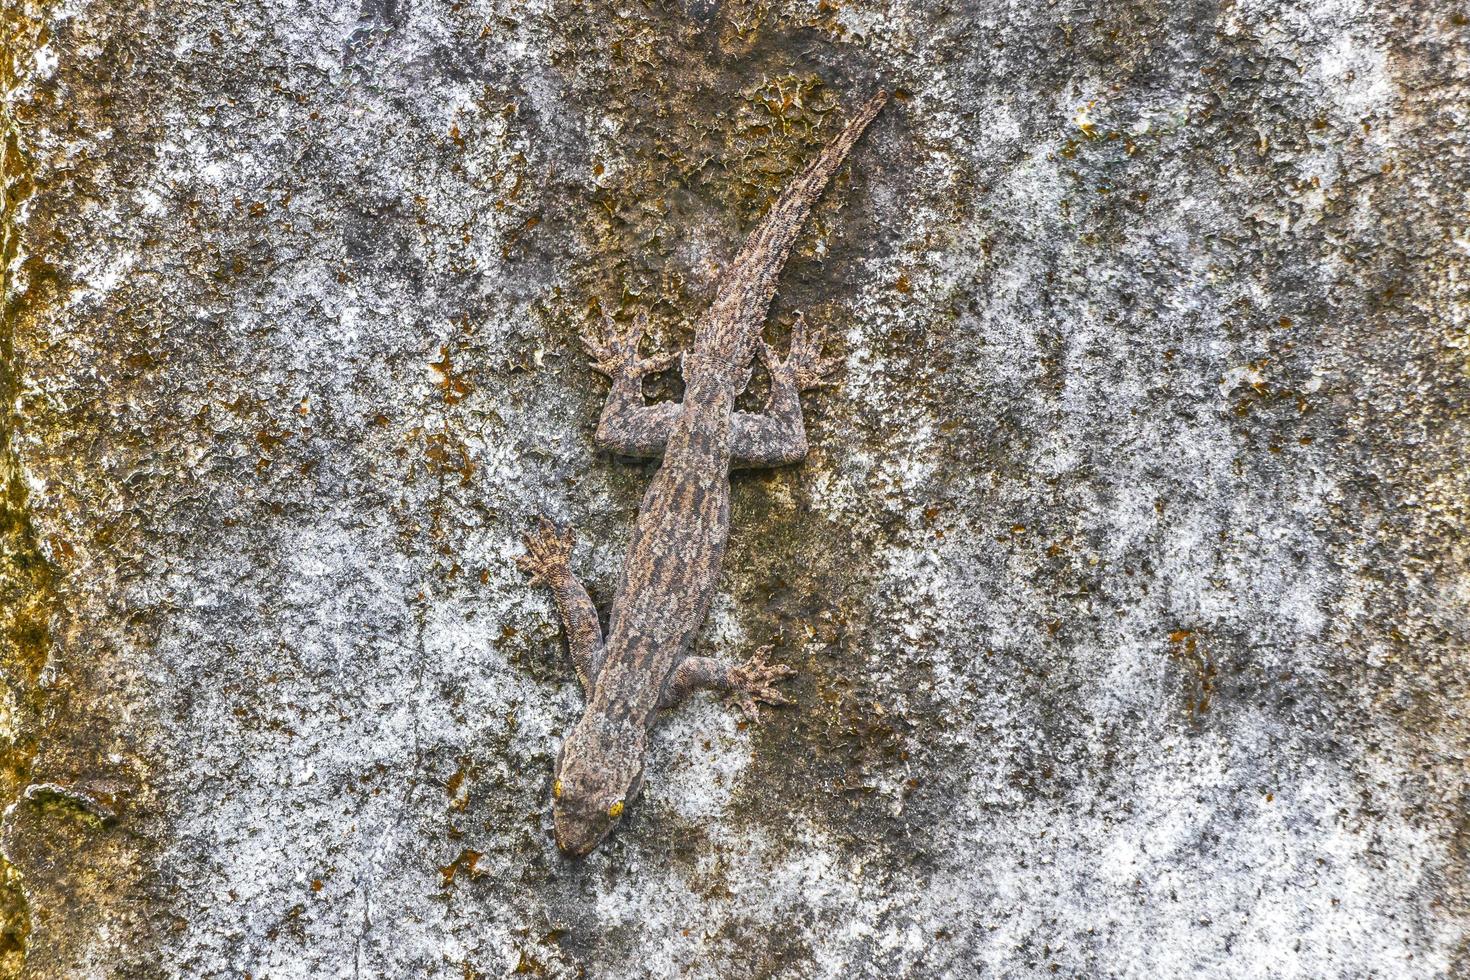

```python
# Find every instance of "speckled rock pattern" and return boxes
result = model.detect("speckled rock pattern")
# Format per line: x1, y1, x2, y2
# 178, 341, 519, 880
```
1, 1, 1466, 977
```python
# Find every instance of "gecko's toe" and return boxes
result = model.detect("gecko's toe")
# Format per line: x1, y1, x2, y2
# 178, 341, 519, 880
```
737, 696, 760, 722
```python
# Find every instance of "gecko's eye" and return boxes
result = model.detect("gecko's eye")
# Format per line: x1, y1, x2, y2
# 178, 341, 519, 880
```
552, 779, 564, 799
607, 800, 624, 819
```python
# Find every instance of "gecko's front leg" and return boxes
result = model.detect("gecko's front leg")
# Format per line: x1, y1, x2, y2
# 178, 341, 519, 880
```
732, 314, 841, 468
516, 517, 605, 691
660, 646, 796, 720
582, 309, 679, 457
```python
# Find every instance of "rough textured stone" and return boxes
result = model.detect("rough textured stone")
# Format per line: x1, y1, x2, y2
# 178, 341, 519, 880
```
1, 0, 1466, 976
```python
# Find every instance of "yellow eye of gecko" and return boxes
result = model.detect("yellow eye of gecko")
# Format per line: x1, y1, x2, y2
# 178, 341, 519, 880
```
552, 779, 563, 799
607, 800, 624, 818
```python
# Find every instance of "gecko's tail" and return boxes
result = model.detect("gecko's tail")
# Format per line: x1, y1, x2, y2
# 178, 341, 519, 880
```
694, 88, 890, 364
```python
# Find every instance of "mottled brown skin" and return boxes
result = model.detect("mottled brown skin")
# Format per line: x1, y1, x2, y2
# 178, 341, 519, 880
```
519, 91, 888, 857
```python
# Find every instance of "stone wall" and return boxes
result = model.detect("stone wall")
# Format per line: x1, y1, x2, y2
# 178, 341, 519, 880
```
1, 1, 1466, 976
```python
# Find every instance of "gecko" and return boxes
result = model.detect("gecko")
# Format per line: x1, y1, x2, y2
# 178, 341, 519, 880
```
518, 89, 888, 856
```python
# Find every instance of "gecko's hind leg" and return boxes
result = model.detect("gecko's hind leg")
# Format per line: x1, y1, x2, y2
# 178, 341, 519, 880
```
583, 308, 680, 458
660, 647, 796, 720
732, 314, 840, 468
516, 517, 606, 691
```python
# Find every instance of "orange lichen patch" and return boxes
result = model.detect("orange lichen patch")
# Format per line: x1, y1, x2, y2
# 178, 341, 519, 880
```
446, 765, 467, 798
1168, 629, 1217, 717
422, 430, 475, 487
428, 346, 474, 405
513, 949, 546, 975
255, 426, 290, 455
438, 849, 483, 886
446, 759, 472, 812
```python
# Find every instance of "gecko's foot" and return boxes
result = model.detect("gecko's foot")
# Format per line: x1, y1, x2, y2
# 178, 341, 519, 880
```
516, 516, 576, 586
761, 313, 841, 392
729, 645, 796, 721
581, 308, 677, 381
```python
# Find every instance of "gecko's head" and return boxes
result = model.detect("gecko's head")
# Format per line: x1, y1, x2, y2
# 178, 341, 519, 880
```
551, 715, 646, 857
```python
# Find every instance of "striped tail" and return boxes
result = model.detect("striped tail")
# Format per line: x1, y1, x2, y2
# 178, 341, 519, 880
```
693, 89, 889, 367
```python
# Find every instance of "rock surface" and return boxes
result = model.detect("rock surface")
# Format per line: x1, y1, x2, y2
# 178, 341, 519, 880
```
1, 0, 1466, 976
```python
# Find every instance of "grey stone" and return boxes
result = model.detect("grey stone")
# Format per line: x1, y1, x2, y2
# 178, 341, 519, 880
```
0, 0, 1465, 977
